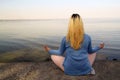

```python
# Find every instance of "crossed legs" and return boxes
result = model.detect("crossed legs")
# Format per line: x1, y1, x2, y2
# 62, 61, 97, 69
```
51, 55, 65, 71
50, 53, 96, 71
88, 53, 96, 66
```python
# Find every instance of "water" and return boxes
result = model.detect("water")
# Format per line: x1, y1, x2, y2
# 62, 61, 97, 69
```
0, 19, 120, 57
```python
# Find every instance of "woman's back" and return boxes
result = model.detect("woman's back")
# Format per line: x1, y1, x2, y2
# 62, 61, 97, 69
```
63, 34, 98, 75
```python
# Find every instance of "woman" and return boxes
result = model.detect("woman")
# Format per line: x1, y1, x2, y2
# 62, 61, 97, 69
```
44, 14, 104, 76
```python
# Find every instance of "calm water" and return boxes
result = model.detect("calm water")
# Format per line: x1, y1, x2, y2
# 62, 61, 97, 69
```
0, 19, 120, 57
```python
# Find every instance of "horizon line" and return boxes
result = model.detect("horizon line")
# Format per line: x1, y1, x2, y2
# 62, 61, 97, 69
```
0, 17, 120, 21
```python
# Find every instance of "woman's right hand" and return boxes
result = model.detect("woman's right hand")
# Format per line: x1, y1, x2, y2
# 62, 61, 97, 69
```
99, 42, 104, 49
44, 45, 51, 52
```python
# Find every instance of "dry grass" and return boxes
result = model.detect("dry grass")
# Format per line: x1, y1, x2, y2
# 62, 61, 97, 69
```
0, 61, 119, 80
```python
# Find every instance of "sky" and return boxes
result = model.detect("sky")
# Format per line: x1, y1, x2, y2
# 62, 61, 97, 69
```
0, 0, 120, 19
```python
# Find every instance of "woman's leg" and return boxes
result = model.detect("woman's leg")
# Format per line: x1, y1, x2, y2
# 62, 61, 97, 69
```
51, 55, 65, 71
88, 53, 96, 66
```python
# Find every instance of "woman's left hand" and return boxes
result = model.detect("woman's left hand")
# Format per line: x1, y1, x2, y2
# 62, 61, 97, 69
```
99, 42, 104, 49
44, 45, 51, 52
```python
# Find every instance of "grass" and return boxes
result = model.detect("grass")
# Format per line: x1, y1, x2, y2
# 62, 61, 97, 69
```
0, 61, 119, 80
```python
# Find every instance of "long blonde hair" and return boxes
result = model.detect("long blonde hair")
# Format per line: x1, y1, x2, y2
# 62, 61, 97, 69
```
66, 14, 84, 50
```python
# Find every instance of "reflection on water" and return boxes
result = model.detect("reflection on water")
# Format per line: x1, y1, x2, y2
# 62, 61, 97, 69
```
0, 19, 120, 57
0, 20, 67, 39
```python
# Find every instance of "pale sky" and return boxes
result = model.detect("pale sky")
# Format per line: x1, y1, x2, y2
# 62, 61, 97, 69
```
0, 0, 120, 19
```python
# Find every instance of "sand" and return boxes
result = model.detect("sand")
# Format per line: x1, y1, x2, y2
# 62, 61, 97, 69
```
0, 61, 120, 80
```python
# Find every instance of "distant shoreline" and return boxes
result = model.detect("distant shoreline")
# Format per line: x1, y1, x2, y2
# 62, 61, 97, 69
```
0, 19, 67, 21
0, 18, 120, 22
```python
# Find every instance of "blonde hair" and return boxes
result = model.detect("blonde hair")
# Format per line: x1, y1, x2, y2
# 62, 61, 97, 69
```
66, 14, 84, 50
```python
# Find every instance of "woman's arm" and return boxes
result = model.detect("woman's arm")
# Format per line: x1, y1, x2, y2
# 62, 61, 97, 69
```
88, 36, 104, 54
44, 37, 66, 55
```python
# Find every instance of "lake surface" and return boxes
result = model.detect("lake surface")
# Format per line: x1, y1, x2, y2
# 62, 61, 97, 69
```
0, 19, 120, 57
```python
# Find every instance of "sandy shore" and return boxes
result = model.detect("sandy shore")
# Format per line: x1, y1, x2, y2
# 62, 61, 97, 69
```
0, 60, 120, 80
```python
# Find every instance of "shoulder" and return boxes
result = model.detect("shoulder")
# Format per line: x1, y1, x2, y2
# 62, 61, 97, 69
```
84, 34, 90, 38
61, 36, 66, 43
84, 34, 91, 40
62, 36, 66, 40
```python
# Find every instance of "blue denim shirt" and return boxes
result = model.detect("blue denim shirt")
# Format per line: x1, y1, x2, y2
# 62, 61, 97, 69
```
48, 34, 101, 76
